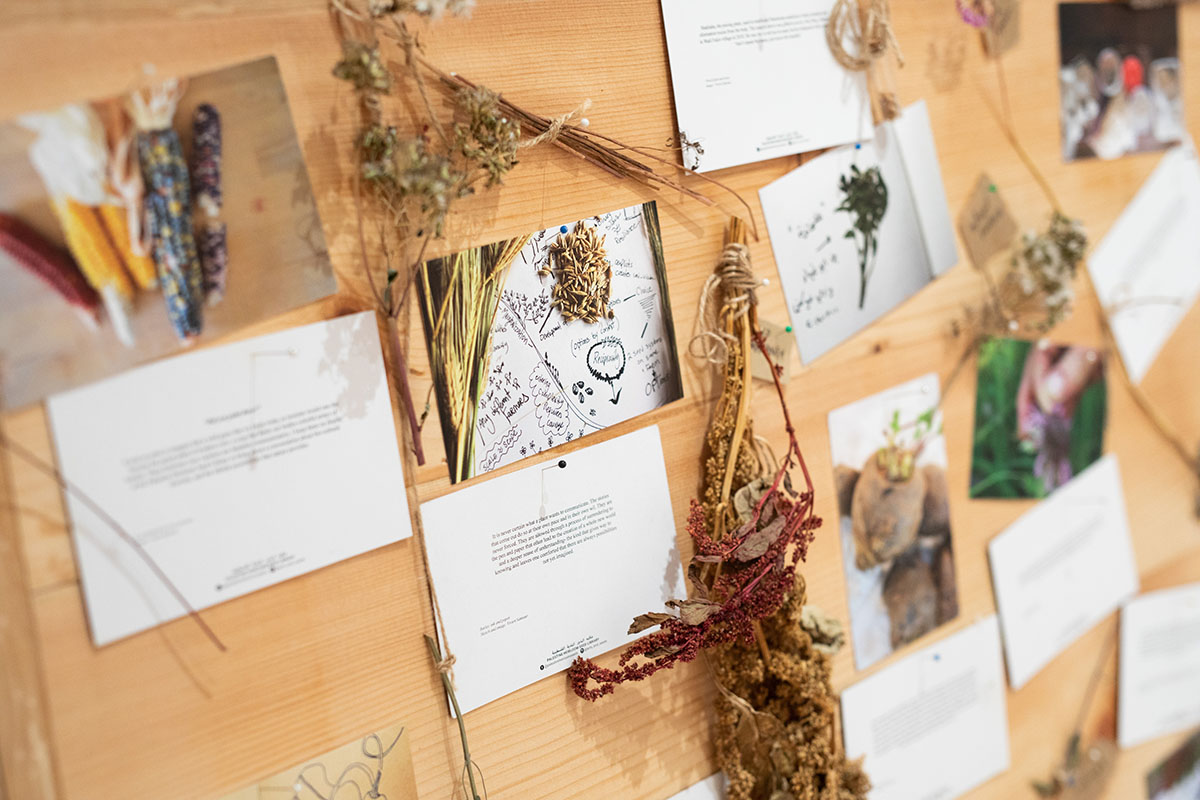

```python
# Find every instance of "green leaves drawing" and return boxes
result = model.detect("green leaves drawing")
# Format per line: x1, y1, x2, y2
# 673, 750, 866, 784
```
836, 164, 888, 309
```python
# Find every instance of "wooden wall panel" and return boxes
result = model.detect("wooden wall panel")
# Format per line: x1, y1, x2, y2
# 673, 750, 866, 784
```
1, 1, 1198, 798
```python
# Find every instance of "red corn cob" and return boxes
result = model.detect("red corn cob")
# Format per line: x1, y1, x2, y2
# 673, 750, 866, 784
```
0, 212, 101, 323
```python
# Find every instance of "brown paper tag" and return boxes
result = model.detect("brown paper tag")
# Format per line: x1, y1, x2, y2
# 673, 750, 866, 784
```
957, 173, 1018, 270
751, 319, 795, 384
984, 0, 1020, 57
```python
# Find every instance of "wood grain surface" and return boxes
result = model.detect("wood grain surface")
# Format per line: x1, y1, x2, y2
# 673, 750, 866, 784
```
1, 1, 1199, 799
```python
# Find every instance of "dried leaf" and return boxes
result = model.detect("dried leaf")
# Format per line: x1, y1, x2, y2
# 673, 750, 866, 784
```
733, 477, 768, 523
687, 563, 711, 599
668, 598, 721, 626
800, 605, 846, 655
644, 645, 682, 659
734, 515, 786, 561
628, 612, 674, 635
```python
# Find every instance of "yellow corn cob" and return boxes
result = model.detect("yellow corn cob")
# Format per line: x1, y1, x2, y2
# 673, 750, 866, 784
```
98, 202, 157, 290
52, 197, 137, 347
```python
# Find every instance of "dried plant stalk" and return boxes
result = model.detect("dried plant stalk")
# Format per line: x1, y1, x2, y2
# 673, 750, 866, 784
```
418, 235, 530, 483
568, 219, 822, 697
567, 218, 867, 797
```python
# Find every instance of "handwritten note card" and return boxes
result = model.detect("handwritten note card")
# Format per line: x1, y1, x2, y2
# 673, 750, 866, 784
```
420, 202, 682, 483
759, 101, 957, 364
421, 426, 684, 714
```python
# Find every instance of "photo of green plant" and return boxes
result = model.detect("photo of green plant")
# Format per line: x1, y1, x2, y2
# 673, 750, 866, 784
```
836, 164, 888, 309
970, 337, 1107, 499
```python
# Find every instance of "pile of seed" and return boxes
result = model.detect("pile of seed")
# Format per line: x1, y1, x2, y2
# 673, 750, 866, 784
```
541, 220, 614, 323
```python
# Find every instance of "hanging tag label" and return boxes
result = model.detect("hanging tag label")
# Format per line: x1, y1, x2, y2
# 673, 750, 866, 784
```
751, 319, 795, 384
957, 173, 1018, 270
984, 0, 1021, 57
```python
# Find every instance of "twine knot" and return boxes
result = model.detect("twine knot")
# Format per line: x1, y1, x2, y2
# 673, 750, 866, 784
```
826, 0, 904, 73
436, 654, 457, 674
519, 99, 592, 148
689, 242, 759, 364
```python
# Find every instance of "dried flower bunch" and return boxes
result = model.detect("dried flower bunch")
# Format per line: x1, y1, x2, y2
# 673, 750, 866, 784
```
956, 0, 994, 29
568, 218, 823, 701
333, 47, 520, 242
330, 0, 757, 466
566, 227, 820, 695
567, 217, 867, 797
713, 576, 869, 800
953, 208, 1088, 363
1007, 211, 1087, 331
568, 220, 866, 800
541, 220, 614, 323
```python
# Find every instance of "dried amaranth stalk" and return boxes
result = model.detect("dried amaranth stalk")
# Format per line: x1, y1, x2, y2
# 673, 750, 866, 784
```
568, 217, 864, 799
541, 220, 614, 323
836, 164, 888, 309
713, 576, 869, 800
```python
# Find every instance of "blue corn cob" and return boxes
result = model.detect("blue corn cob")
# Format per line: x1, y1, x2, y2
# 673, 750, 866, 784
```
137, 127, 204, 340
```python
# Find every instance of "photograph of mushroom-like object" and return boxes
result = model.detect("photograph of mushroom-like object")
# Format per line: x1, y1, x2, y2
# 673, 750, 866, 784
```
829, 373, 959, 670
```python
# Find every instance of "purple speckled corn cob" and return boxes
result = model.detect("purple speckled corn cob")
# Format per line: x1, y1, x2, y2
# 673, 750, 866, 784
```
191, 103, 222, 217
197, 219, 228, 305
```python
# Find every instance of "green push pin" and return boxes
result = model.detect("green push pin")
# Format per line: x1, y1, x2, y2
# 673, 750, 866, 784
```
785, 325, 793, 332
988, 183, 997, 193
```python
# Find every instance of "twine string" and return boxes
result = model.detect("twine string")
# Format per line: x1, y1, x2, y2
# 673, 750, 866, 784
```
826, 0, 904, 72
518, 99, 592, 149
689, 242, 757, 363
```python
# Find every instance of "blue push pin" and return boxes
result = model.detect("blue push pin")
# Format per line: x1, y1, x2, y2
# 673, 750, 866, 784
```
560, 225, 569, 234
855, 143, 862, 150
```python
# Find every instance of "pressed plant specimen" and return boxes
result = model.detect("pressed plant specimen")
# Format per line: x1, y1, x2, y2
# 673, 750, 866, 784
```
836, 164, 888, 309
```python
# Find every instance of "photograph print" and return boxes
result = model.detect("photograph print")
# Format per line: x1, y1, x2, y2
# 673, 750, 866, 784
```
970, 337, 1106, 499
0, 56, 337, 410
829, 372, 959, 670
418, 200, 683, 483
1058, 2, 1184, 162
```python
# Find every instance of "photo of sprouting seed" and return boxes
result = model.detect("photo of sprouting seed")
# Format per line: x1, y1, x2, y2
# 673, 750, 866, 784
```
829, 373, 959, 670
970, 337, 1107, 499
0, 56, 337, 410
418, 201, 682, 484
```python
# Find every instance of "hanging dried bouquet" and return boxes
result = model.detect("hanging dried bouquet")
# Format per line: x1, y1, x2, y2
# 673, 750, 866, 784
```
568, 218, 868, 800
